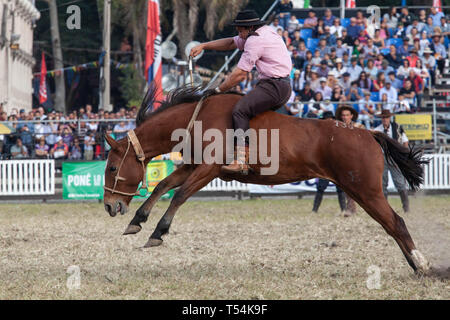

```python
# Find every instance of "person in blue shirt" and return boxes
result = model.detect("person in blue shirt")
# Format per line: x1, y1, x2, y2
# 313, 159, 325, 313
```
430, 33, 448, 75
430, 7, 445, 27
397, 37, 412, 58
346, 17, 362, 39
345, 81, 363, 101
323, 8, 336, 27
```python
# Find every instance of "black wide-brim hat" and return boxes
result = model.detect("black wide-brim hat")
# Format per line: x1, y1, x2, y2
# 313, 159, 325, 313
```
230, 10, 266, 27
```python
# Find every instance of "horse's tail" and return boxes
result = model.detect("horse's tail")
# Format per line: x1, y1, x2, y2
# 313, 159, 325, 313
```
371, 131, 429, 191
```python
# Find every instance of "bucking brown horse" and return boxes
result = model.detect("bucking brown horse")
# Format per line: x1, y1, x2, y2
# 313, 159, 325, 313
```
103, 85, 431, 274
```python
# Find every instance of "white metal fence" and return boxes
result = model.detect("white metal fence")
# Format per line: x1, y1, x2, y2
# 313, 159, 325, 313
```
202, 178, 248, 192
422, 154, 450, 189
0, 160, 55, 196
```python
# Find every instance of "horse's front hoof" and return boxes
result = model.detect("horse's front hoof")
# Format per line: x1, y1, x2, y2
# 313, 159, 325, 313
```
144, 238, 163, 248
123, 224, 142, 235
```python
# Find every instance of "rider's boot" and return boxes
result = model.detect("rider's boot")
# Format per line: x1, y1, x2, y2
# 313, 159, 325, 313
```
221, 145, 249, 175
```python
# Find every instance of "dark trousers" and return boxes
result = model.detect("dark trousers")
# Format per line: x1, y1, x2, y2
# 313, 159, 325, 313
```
313, 178, 346, 212
232, 77, 291, 146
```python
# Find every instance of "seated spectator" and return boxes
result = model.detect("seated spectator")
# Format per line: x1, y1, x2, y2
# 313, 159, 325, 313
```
269, 17, 283, 33
334, 38, 348, 58
282, 30, 291, 46
291, 70, 302, 94
383, 7, 400, 29
406, 18, 424, 35
50, 136, 68, 159
323, 8, 336, 27
300, 63, 312, 83
327, 70, 338, 88
113, 121, 129, 140
439, 16, 450, 37
35, 136, 49, 159
340, 29, 353, 46
429, 33, 447, 76
421, 47, 436, 85
407, 69, 424, 108
372, 29, 386, 48
394, 94, 411, 113
347, 57, 363, 82
307, 91, 326, 117
320, 26, 336, 46
372, 71, 386, 92
330, 18, 344, 38
331, 84, 346, 102
333, 58, 347, 78
10, 137, 28, 159
345, 81, 363, 101
397, 59, 412, 79
430, 6, 445, 27
84, 130, 96, 161
414, 59, 430, 84
408, 28, 420, 46
19, 123, 34, 155
423, 17, 435, 35
303, 10, 318, 29
316, 38, 330, 57
397, 37, 412, 58
316, 77, 332, 100
400, 7, 415, 28
289, 95, 303, 117
399, 79, 416, 111
297, 41, 308, 59
364, 39, 380, 59
314, 18, 325, 38
317, 60, 329, 78
287, 14, 300, 35
352, 38, 363, 57
311, 50, 322, 67
358, 91, 376, 128
358, 71, 372, 91
339, 72, 352, 92
341, 52, 351, 68
347, 17, 362, 39
384, 45, 402, 69
274, 0, 293, 30
298, 81, 315, 102
379, 59, 394, 78
364, 58, 378, 80
395, 22, 406, 38
310, 68, 321, 91
388, 71, 403, 91
291, 30, 302, 48
357, 29, 369, 46
418, 9, 427, 24
379, 80, 398, 105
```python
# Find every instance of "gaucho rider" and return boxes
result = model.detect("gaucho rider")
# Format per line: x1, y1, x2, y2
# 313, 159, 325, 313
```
190, 10, 292, 174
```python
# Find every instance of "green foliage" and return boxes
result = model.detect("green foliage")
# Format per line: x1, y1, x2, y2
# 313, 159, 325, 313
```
118, 65, 145, 108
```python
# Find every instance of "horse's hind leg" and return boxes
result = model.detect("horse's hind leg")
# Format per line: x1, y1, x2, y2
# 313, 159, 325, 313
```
124, 164, 195, 235
349, 190, 431, 274
144, 164, 220, 247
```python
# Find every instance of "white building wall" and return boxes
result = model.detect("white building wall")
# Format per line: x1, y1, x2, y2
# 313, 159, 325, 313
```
0, 0, 40, 114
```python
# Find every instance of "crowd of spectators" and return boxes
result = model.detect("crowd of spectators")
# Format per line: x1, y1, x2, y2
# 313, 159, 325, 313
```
0, 104, 137, 160
235, 5, 449, 129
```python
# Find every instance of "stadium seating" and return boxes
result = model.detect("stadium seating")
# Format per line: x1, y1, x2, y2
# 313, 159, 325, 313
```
306, 38, 319, 52
380, 48, 390, 55
341, 18, 350, 28
300, 28, 313, 41
386, 38, 402, 48
370, 92, 380, 102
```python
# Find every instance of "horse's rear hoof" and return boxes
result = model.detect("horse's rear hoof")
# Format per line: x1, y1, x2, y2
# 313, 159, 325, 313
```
123, 224, 142, 235
144, 238, 163, 248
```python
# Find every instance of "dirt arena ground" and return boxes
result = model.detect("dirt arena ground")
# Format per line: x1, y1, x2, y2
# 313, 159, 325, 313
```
0, 195, 449, 300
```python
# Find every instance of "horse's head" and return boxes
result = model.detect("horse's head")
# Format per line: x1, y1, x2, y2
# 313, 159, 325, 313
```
103, 133, 146, 217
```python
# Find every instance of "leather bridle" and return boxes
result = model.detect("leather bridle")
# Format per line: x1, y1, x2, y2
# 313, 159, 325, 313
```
103, 130, 148, 197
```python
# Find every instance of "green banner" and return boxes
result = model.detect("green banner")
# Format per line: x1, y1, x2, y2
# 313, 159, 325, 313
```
62, 160, 175, 200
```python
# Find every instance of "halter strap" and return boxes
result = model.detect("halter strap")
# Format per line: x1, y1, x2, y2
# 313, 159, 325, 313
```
103, 130, 148, 197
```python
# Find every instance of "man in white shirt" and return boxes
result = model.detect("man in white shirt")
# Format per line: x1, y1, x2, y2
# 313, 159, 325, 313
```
347, 57, 363, 82
316, 78, 332, 100
379, 80, 398, 105
374, 110, 410, 212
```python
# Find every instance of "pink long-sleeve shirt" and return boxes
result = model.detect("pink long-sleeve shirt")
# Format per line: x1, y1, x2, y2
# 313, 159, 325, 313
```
233, 25, 292, 80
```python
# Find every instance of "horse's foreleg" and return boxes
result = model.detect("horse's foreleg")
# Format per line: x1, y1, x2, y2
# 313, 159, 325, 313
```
143, 164, 220, 247
124, 164, 195, 235
347, 189, 431, 274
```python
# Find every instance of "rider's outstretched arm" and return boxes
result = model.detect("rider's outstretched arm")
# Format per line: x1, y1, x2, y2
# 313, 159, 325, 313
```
190, 38, 237, 57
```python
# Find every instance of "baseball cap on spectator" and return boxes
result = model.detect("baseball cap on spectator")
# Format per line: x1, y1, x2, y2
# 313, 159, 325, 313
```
320, 77, 327, 82
402, 37, 409, 42
336, 58, 343, 64
385, 79, 392, 85
409, 48, 418, 53
320, 59, 327, 65
364, 91, 371, 96
311, 67, 319, 74
343, 72, 350, 77
351, 57, 357, 62
388, 71, 396, 76
330, 47, 336, 52
56, 136, 62, 143
328, 70, 338, 78
20, 109, 25, 114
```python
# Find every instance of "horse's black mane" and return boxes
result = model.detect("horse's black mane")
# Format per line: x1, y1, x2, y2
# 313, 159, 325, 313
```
136, 83, 244, 127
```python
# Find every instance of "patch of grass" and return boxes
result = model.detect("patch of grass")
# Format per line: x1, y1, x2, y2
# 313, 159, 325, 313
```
0, 196, 448, 299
